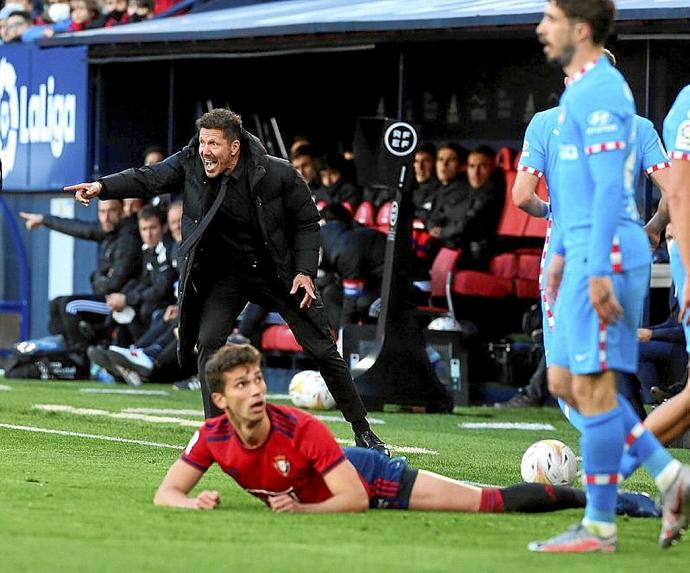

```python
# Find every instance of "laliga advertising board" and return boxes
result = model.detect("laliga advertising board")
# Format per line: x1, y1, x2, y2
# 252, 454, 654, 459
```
0, 45, 88, 191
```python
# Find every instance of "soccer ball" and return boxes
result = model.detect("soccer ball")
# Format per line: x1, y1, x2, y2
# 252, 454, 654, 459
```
288, 370, 335, 410
520, 439, 578, 486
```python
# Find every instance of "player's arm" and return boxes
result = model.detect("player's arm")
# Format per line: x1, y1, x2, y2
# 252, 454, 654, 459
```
666, 158, 690, 318
154, 459, 220, 510
512, 170, 549, 218
645, 193, 670, 249
268, 459, 369, 514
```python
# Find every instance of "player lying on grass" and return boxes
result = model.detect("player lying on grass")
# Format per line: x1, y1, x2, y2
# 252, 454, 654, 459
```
154, 344, 658, 516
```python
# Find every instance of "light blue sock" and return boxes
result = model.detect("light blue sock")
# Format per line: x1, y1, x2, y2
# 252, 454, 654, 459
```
618, 396, 675, 480
581, 406, 625, 524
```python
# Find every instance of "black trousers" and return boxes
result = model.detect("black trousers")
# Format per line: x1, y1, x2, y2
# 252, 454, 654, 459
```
195, 267, 368, 424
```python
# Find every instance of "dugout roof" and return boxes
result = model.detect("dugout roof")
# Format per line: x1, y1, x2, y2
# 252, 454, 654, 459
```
43, 0, 690, 56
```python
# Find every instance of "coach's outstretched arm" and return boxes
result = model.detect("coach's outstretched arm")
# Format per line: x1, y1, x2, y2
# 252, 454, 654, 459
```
267, 460, 369, 514
154, 459, 220, 510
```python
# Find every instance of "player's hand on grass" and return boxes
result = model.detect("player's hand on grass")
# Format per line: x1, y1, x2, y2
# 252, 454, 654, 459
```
589, 275, 623, 325
545, 253, 564, 304
194, 490, 220, 510
291, 273, 316, 309
19, 211, 44, 230
268, 493, 301, 513
65, 181, 102, 206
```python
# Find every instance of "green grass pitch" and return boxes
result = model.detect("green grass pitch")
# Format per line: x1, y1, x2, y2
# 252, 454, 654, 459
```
1, 377, 688, 572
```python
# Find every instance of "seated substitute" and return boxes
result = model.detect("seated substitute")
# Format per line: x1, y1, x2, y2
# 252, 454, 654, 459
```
154, 344, 658, 517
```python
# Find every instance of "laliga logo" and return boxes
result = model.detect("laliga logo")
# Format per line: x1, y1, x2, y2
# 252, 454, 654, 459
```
0, 58, 77, 174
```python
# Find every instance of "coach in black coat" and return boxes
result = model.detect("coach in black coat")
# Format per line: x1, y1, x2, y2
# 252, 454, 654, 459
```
66, 109, 386, 453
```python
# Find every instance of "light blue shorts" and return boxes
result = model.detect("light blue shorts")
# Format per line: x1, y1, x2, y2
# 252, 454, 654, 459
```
550, 265, 649, 375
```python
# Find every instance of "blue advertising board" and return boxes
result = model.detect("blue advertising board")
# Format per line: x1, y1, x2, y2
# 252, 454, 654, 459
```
0, 44, 88, 191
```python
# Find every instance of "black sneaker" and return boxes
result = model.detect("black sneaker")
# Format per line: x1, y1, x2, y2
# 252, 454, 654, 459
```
651, 381, 686, 404
494, 388, 543, 409
87, 346, 124, 383
354, 429, 390, 457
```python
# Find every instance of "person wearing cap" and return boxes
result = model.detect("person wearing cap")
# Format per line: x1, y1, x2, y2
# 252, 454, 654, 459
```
64, 108, 389, 456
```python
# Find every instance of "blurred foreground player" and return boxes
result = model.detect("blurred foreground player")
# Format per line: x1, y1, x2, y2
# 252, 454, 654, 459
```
154, 344, 658, 518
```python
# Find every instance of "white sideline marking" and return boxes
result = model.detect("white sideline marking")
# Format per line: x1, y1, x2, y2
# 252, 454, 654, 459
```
316, 414, 385, 425
0, 384, 12, 391
459, 422, 556, 431
267, 393, 290, 400
335, 439, 438, 455
124, 408, 205, 416
80, 388, 169, 396
34, 404, 199, 427
32, 404, 433, 455
0, 423, 181, 449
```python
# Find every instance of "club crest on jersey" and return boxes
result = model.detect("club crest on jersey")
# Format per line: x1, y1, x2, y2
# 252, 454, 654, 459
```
274, 455, 291, 477
676, 120, 690, 151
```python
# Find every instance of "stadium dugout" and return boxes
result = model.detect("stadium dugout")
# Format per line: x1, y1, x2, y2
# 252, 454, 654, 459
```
3, 0, 689, 370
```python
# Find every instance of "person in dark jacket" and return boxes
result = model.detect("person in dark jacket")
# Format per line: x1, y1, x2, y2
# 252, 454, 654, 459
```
65, 108, 387, 455
428, 145, 504, 268
106, 204, 177, 338
412, 142, 440, 224
319, 204, 386, 329
19, 199, 142, 349
314, 152, 362, 209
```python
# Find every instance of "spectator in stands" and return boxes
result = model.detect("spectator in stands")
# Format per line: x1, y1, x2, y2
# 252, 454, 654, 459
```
289, 135, 311, 157
92, 0, 129, 27
19, 199, 142, 350
66, 107, 388, 455
315, 152, 362, 210
105, 204, 177, 338
128, 0, 153, 22
319, 204, 386, 329
413, 142, 439, 224
23, 0, 100, 39
291, 144, 321, 194
427, 145, 504, 267
3, 10, 32, 41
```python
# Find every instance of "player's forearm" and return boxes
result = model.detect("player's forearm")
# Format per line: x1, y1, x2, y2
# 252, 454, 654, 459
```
153, 486, 199, 509
645, 196, 670, 236
520, 196, 549, 219
297, 491, 369, 513
667, 159, 690, 272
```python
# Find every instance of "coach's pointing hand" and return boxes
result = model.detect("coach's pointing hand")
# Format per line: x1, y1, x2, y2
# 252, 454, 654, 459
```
589, 276, 623, 325
65, 181, 103, 206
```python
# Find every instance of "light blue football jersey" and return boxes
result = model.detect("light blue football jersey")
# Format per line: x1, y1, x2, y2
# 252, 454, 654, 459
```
556, 56, 650, 276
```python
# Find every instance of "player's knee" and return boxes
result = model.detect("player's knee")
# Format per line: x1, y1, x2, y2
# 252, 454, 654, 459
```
547, 368, 569, 399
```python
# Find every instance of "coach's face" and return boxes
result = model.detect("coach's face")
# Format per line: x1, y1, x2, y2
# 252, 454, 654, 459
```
536, 1, 576, 68
212, 362, 267, 425
98, 200, 123, 232
198, 128, 240, 179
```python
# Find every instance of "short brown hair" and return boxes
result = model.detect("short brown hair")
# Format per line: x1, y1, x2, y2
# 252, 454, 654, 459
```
195, 108, 242, 144
205, 344, 262, 394
553, 0, 615, 45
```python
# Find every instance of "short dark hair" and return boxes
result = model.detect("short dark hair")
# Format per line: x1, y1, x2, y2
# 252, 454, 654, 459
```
206, 344, 262, 394
416, 141, 437, 158
469, 145, 496, 161
554, 0, 615, 45
7, 10, 32, 23
438, 143, 468, 164
137, 203, 164, 225
291, 144, 318, 160
321, 203, 353, 226
196, 109, 242, 144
